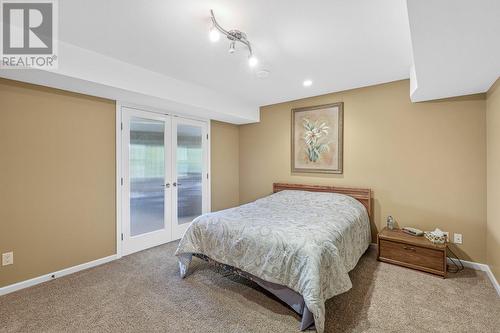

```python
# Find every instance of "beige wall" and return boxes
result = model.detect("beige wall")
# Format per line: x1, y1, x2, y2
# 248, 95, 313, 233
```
239, 80, 487, 262
0, 80, 241, 288
0, 77, 493, 287
210, 121, 240, 211
0, 79, 116, 288
486, 78, 500, 281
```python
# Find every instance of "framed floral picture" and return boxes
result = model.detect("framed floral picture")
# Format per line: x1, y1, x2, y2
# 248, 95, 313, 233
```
291, 102, 343, 174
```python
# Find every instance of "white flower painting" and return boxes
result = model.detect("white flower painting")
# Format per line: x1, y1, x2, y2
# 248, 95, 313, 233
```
303, 118, 330, 162
292, 103, 343, 174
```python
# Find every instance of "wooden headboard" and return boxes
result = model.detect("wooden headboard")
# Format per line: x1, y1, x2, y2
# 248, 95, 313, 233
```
273, 183, 372, 218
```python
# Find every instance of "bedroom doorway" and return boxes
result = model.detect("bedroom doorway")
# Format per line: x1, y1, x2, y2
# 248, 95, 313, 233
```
120, 107, 209, 256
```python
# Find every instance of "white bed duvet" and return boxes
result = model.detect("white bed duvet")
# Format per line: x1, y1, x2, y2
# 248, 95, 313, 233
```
175, 190, 371, 332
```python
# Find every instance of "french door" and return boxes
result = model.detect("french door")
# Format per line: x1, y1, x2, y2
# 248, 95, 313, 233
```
121, 107, 208, 255
172, 117, 209, 240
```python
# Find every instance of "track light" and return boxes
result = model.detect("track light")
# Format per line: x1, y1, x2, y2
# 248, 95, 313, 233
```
209, 9, 260, 69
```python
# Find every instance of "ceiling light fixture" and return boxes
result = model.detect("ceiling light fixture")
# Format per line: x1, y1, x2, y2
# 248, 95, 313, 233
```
209, 9, 258, 68
303, 79, 313, 87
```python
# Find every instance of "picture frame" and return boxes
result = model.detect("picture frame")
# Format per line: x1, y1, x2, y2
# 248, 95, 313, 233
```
291, 102, 344, 174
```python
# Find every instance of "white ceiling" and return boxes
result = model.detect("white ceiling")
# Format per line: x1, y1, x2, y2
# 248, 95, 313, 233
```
408, 0, 500, 102
57, 0, 411, 106
1, 1, 498, 123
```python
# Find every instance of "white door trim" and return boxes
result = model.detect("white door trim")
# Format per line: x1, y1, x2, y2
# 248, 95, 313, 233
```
120, 103, 209, 123
116, 102, 123, 259
207, 120, 212, 212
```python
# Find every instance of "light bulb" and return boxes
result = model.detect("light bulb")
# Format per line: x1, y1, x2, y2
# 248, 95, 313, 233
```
228, 41, 235, 54
209, 27, 220, 42
248, 55, 258, 67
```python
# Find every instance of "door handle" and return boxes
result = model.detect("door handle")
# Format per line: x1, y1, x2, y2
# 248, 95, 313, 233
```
173, 182, 177, 187
161, 183, 170, 188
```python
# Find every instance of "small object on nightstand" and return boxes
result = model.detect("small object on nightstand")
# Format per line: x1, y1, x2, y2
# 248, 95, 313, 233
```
401, 226, 424, 236
377, 227, 447, 278
386, 216, 395, 230
424, 228, 446, 244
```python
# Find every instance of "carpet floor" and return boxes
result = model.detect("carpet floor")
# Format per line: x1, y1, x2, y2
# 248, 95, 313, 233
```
1, 241, 499, 333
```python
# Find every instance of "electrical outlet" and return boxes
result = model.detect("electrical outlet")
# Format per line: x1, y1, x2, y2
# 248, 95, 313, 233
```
453, 233, 463, 244
2, 252, 13, 266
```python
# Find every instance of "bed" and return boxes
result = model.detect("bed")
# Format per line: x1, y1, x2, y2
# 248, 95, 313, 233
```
175, 183, 372, 333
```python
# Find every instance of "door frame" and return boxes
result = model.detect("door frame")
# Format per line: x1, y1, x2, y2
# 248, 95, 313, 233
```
115, 102, 211, 258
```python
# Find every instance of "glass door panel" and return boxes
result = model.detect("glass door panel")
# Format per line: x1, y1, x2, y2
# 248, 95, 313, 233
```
176, 124, 203, 224
130, 117, 165, 236
172, 118, 208, 239
122, 108, 172, 256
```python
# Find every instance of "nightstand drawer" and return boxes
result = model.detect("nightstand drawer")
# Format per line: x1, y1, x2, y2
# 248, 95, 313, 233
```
379, 239, 444, 272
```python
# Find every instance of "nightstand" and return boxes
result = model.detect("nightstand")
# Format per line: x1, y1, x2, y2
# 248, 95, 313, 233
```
377, 227, 447, 278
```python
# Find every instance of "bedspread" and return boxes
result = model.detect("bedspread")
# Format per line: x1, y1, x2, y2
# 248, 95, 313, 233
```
175, 190, 371, 333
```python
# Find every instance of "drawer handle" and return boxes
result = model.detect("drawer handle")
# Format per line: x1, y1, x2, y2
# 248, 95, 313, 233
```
403, 246, 416, 252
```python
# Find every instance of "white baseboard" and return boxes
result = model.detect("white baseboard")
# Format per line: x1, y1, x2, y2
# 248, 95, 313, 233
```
0, 254, 117, 296
371, 243, 499, 297
487, 268, 500, 297
447, 257, 500, 297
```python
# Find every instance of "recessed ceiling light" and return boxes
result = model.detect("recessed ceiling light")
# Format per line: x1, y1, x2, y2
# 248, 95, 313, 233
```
303, 80, 312, 87
256, 69, 270, 79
